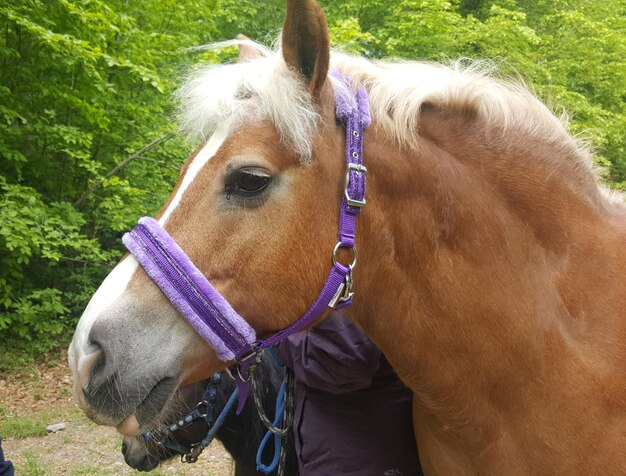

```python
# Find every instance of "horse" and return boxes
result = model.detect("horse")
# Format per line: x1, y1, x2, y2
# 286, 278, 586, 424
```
121, 352, 298, 475
68, 0, 626, 473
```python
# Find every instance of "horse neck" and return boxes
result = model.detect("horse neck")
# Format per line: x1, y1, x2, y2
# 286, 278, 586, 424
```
349, 108, 625, 446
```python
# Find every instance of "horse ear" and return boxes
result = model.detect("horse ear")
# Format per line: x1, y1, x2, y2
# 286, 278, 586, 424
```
236, 34, 261, 62
282, 0, 330, 97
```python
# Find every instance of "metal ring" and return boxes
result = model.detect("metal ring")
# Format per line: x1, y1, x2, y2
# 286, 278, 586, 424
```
196, 401, 209, 418
332, 242, 358, 270
236, 364, 251, 383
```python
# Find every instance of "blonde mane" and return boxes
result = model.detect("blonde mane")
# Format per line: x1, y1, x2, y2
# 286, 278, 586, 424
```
176, 39, 623, 204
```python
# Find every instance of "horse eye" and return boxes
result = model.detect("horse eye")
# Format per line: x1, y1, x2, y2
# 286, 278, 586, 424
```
225, 167, 272, 199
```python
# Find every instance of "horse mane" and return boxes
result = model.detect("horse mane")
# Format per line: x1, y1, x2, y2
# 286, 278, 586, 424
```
176, 38, 623, 205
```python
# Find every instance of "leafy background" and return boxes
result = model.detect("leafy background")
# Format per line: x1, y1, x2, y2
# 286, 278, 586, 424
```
1, 0, 624, 361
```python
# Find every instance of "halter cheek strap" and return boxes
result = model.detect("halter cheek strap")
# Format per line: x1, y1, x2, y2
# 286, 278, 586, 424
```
122, 72, 370, 413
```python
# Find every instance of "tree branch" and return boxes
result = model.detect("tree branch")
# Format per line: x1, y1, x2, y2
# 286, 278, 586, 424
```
74, 132, 173, 207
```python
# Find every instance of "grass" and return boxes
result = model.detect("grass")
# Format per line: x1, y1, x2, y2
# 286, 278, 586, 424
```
0, 407, 81, 439
0, 415, 48, 439
21, 451, 47, 476
95, 434, 114, 446
70, 466, 110, 476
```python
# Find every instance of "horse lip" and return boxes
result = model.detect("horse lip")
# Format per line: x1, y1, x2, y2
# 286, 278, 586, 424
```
116, 377, 178, 435
117, 412, 141, 437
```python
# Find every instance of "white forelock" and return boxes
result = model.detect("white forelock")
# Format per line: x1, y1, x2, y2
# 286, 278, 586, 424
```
176, 48, 320, 163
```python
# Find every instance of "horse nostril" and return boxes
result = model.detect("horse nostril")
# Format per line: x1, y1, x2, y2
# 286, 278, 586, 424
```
77, 343, 104, 390
85, 341, 102, 355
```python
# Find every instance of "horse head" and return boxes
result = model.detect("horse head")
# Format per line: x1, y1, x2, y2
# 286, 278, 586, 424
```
68, 0, 343, 435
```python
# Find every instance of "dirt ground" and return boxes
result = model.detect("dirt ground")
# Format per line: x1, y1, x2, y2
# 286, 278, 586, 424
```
0, 358, 234, 475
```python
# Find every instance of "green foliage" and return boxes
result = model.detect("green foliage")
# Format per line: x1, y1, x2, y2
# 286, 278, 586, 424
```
0, 0, 623, 357
0, 0, 213, 353
0, 176, 108, 349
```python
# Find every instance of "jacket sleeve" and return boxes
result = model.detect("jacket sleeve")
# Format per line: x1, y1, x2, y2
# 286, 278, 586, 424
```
275, 311, 381, 394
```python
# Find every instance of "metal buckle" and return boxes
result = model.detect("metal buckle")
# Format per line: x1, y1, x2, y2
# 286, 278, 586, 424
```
330, 242, 358, 308
344, 163, 367, 208
235, 342, 259, 367
328, 271, 354, 309
234, 345, 261, 383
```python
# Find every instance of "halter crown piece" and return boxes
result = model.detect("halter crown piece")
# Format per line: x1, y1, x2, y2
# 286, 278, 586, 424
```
122, 72, 370, 413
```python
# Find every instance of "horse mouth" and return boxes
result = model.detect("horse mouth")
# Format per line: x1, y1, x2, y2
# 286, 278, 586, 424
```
116, 377, 177, 436
122, 438, 163, 471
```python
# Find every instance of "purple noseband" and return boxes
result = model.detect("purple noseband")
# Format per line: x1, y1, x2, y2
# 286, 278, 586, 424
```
122, 72, 370, 412
123, 216, 256, 362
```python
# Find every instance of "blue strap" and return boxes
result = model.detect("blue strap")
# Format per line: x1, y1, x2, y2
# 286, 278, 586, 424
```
256, 378, 287, 474
199, 386, 240, 447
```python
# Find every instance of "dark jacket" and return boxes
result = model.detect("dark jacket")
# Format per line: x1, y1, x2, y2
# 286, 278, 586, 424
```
0, 437, 15, 476
276, 312, 422, 476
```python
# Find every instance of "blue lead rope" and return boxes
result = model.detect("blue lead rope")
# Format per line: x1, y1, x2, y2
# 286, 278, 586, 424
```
256, 377, 287, 474
199, 386, 240, 448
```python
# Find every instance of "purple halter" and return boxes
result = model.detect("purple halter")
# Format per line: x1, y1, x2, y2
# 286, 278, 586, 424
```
122, 72, 370, 412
